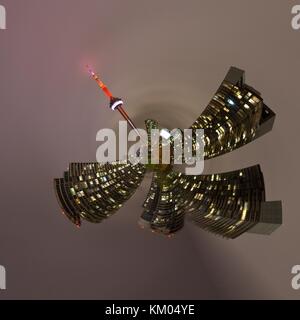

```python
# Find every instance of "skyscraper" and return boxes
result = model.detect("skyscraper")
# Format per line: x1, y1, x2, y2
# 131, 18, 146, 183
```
54, 66, 282, 238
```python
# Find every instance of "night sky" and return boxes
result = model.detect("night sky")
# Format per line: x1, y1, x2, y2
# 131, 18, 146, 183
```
0, 0, 299, 299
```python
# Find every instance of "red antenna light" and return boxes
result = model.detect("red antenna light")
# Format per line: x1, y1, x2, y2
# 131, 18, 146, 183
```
86, 65, 113, 99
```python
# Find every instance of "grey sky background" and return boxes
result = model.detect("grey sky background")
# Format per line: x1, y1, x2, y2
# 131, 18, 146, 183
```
0, 0, 300, 299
